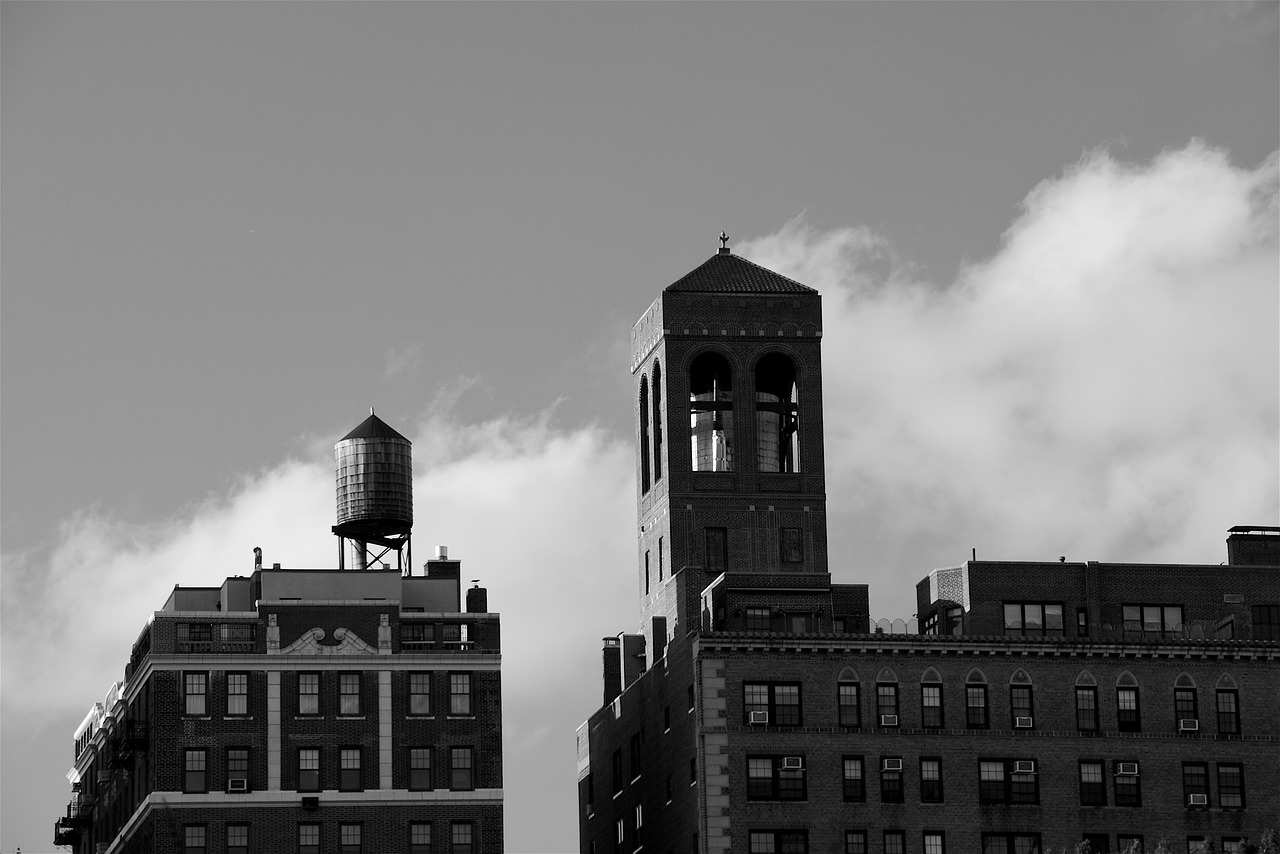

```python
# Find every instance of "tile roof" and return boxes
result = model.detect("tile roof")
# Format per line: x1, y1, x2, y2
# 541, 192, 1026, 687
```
665, 250, 816, 294
340, 413, 410, 443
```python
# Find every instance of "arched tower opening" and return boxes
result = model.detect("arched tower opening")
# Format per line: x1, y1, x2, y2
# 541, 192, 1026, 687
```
689, 352, 734, 472
651, 361, 663, 484
639, 375, 652, 494
755, 353, 799, 473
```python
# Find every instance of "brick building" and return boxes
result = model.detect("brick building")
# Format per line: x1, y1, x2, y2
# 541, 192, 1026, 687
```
576, 245, 1280, 854
54, 414, 503, 854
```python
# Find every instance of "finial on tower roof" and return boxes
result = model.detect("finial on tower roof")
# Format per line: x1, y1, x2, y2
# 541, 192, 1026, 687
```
719, 231, 730, 253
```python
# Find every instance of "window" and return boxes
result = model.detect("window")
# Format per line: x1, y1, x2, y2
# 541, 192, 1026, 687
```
1079, 762, 1105, 805
612, 749, 623, 794
746, 756, 806, 800
780, 528, 803, 563
298, 824, 320, 854
450, 673, 472, 715
1121, 604, 1184, 637
184, 749, 207, 793
653, 364, 663, 484
452, 822, 475, 854
743, 682, 801, 726
227, 747, 249, 791
876, 682, 899, 725
705, 527, 728, 573
616, 819, 626, 854
757, 353, 799, 473
339, 673, 361, 715
982, 834, 1042, 854
184, 825, 207, 854
403, 622, 435, 647
1216, 689, 1240, 735
410, 672, 431, 714
451, 746, 474, 790
745, 608, 771, 631
178, 622, 213, 649
644, 551, 650, 595
1116, 836, 1143, 854
227, 824, 248, 854
921, 684, 943, 728
1082, 834, 1109, 853
883, 831, 905, 854
340, 824, 361, 854
920, 758, 943, 802
340, 747, 362, 791
1223, 840, 1247, 854
880, 757, 903, 803
923, 833, 945, 854
658, 536, 664, 579
226, 672, 248, 715
640, 376, 651, 494
1252, 604, 1280, 640
1003, 603, 1064, 637
749, 831, 807, 854
1174, 687, 1197, 728
966, 685, 988, 728
1076, 687, 1098, 732
184, 672, 207, 715
1113, 761, 1141, 807
410, 822, 432, 854
298, 673, 320, 715
842, 757, 865, 802
1182, 762, 1209, 807
1217, 763, 1244, 808
1116, 688, 1140, 732
1077, 607, 1089, 636
298, 748, 320, 792
689, 756, 697, 783
838, 682, 860, 727
844, 831, 867, 854
690, 353, 733, 472
629, 732, 642, 780
978, 760, 1038, 804
634, 804, 644, 849
410, 747, 432, 790
1010, 685, 1033, 727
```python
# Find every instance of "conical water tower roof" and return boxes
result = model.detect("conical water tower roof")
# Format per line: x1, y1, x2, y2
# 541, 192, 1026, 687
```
340, 412, 410, 443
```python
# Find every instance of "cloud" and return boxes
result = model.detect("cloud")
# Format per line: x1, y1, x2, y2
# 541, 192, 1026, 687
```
739, 141, 1279, 613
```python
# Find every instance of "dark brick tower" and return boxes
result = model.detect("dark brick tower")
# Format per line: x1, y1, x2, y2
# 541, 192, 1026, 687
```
630, 238, 830, 657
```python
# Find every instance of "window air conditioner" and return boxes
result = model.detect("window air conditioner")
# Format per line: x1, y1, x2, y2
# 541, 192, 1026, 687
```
1014, 716, 1034, 728
227, 778, 248, 793
1117, 763, 1139, 776
881, 758, 903, 772
749, 711, 769, 725
1188, 793, 1208, 806
1179, 719, 1199, 732
782, 757, 804, 770
879, 714, 899, 727
1013, 761, 1036, 774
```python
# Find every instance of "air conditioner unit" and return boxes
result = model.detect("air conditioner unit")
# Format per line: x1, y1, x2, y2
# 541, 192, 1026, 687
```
1117, 763, 1139, 776
227, 778, 248, 793
749, 711, 769, 725
1188, 793, 1208, 806
1014, 716, 1034, 729
1013, 761, 1036, 774
881, 758, 903, 772
879, 714, 899, 727
1179, 719, 1199, 732
782, 757, 804, 770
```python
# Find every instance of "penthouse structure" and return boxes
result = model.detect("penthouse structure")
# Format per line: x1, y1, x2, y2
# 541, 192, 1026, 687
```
576, 243, 1279, 854
55, 413, 503, 854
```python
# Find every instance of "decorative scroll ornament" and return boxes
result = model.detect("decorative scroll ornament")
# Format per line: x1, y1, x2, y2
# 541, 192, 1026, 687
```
276, 626, 379, 656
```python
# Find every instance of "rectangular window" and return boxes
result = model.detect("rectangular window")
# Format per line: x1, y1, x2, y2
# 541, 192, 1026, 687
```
340, 823, 361, 854
883, 831, 905, 854
1082, 835, 1110, 854
1216, 689, 1240, 734
920, 758, 943, 802
227, 747, 249, 791
705, 528, 728, 574
1182, 762, 1209, 807
1077, 607, 1089, 636
402, 622, 435, 647
1079, 762, 1105, 806
410, 747, 432, 790
982, 834, 1043, 854
451, 822, 475, 854
410, 672, 431, 715
746, 756, 806, 801
923, 833, 945, 854
298, 673, 320, 715
1002, 603, 1064, 636
780, 528, 803, 563
1116, 688, 1140, 732
629, 732, 642, 780
1117, 836, 1143, 854
1251, 604, 1280, 640
612, 749, 623, 794
979, 760, 1037, 804
876, 683, 899, 724
1217, 763, 1244, 808
1113, 761, 1141, 807
742, 682, 801, 726
185, 672, 207, 715
842, 757, 865, 802
838, 683, 860, 727
880, 758, 903, 803
298, 748, 320, 792
340, 747, 362, 791
184, 748, 207, 793
745, 608, 772, 631
340, 673, 361, 715
1010, 685, 1033, 727
184, 825, 206, 854
1174, 688, 1197, 727
750, 831, 807, 854
227, 824, 248, 854
451, 746, 474, 790
410, 822, 432, 854
298, 824, 320, 854
844, 831, 867, 854
450, 673, 472, 715
226, 672, 248, 716
966, 685, 988, 729
921, 685, 943, 728
1076, 687, 1098, 732
1122, 604, 1184, 637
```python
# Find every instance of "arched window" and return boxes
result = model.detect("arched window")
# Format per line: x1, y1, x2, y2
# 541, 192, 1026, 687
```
755, 354, 799, 472
875, 668, 900, 727
652, 361, 663, 484
639, 376, 651, 494
690, 353, 733, 472
836, 667, 860, 728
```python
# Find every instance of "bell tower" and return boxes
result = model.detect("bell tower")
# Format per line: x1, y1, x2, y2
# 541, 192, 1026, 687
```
631, 237, 829, 655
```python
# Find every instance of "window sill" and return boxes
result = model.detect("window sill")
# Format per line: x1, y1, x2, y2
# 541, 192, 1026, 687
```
407, 715, 436, 720
446, 714, 476, 720
337, 715, 366, 720
183, 715, 213, 721
223, 715, 255, 721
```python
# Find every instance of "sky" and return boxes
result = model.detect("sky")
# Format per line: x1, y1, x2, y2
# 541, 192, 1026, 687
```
2, 3, 1277, 852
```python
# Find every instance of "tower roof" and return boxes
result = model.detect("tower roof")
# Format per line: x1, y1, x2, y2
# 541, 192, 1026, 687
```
665, 250, 816, 295
340, 412, 410, 442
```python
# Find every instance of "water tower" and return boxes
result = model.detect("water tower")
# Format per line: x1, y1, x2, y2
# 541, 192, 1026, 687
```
332, 410, 413, 572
